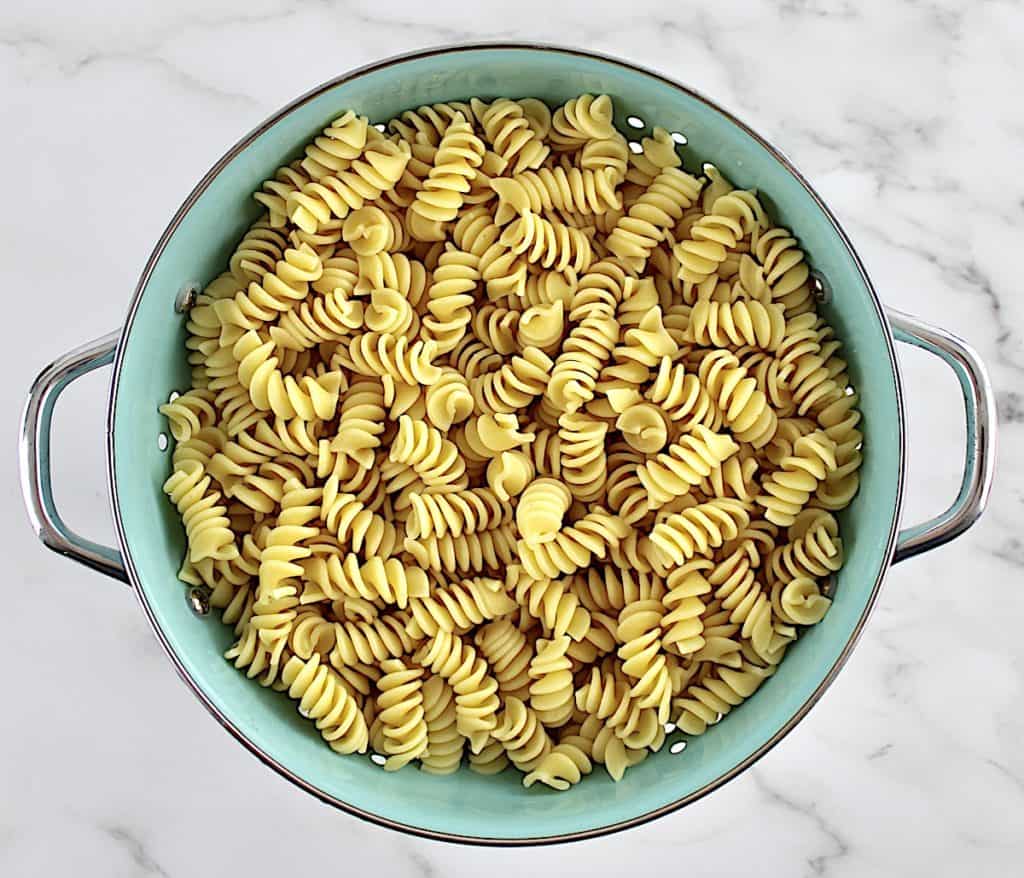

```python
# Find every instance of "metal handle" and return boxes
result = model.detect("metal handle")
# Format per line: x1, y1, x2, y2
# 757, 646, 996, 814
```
888, 309, 997, 563
19, 331, 129, 583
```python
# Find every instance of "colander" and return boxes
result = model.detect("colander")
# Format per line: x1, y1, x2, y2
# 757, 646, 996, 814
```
19, 43, 996, 845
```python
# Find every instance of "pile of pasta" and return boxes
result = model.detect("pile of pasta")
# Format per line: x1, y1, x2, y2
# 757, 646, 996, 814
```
161, 93, 861, 791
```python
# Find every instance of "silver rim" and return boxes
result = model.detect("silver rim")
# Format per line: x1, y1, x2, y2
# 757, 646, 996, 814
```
107, 41, 906, 846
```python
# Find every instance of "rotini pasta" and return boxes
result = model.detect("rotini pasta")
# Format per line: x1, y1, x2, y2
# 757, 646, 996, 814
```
164, 92, 859, 791
407, 575, 516, 637
374, 659, 430, 770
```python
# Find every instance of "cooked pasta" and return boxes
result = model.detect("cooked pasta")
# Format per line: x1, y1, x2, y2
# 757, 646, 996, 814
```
164, 94, 861, 790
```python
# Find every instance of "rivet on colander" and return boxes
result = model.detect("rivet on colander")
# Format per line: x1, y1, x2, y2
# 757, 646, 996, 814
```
175, 283, 202, 314
626, 115, 645, 129
670, 131, 687, 145
811, 271, 832, 304
670, 741, 687, 755
157, 432, 168, 452
370, 753, 387, 767
187, 585, 212, 616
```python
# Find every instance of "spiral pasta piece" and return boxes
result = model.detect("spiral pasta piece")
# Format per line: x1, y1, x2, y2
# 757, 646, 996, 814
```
213, 243, 324, 340
414, 631, 501, 752
408, 113, 486, 234
517, 508, 629, 580
407, 576, 516, 638
574, 662, 658, 746
557, 411, 609, 503
374, 659, 430, 770
674, 190, 764, 284
500, 210, 593, 273
688, 299, 786, 351
572, 566, 665, 615
516, 477, 572, 545
301, 553, 428, 608
270, 286, 364, 351
599, 314, 677, 396
522, 740, 593, 790
419, 676, 464, 775
232, 331, 343, 420
288, 610, 337, 660
491, 696, 554, 772
606, 168, 702, 269
546, 311, 620, 413
345, 332, 441, 386
707, 540, 782, 661
421, 245, 479, 354
470, 303, 519, 354
330, 377, 385, 469
163, 460, 238, 563
509, 565, 591, 641
474, 619, 534, 701
661, 560, 713, 655
407, 488, 510, 539
389, 415, 468, 489
341, 205, 403, 256
613, 402, 669, 454
698, 453, 760, 503
388, 101, 473, 146
287, 139, 410, 232
453, 205, 529, 299
455, 413, 534, 462
616, 599, 671, 722
160, 389, 218, 443
473, 97, 549, 174
485, 450, 535, 502
673, 657, 776, 736
697, 349, 778, 448
512, 301, 562, 354
281, 653, 370, 753
254, 161, 310, 228
296, 111, 373, 178
625, 127, 682, 188
317, 488, 398, 558
648, 498, 751, 567
423, 367, 474, 431
769, 509, 843, 582
774, 576, 832, 625
491, 167, 621, 224
328, 612, 421, 668
470, 347, 553, 415
464, 735, 509, 775
754, 226, 814, 315
549, 94, 616, 150
228, 219, 289, 285
756, 430, 837, 526
634, 425, 739, 509
528, 635, 575, 727
403, 526, 518, 575
590, 717, 657, 781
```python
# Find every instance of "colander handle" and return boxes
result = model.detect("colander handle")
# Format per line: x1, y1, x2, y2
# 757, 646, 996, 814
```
19, 331, 129, 583
888, 309, 997, 563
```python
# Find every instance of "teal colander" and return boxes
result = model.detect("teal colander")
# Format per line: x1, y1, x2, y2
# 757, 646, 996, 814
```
19, 44, 996, 844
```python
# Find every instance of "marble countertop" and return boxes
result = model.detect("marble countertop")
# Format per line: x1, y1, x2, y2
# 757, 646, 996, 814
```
3, 1, 1022, 874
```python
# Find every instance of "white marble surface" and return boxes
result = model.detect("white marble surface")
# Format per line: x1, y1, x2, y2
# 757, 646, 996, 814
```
3, 0, 1023, 874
